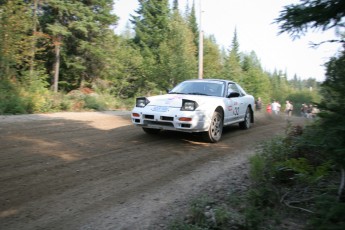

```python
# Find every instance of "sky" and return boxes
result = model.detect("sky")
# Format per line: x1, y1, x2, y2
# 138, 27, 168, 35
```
112, 0, 342, 81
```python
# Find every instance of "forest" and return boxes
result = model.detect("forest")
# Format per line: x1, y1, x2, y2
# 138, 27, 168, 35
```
0, 0, 321, 114
1, 0, 345, 228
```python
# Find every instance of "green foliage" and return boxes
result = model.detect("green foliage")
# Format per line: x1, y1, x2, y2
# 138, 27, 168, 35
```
132, 0, 170, 52
1, 0, 322, 114
0, 80, 28, 114
308, 196, 345, 229
203, 36, 223, 79
0, 0, 32, 79
275, 0, 345, 38
158, 9, 197, 88
277, 157, 332, 184
0, 76, 58, 114
83, 95, 107, 111
173, 1, 344, 229
168, 195, 240, 230
245, 124, 337, 228
188, 196, 213, 227
316, 51, 345, 167
223, 30, 243, 83
186, 2, 199, 53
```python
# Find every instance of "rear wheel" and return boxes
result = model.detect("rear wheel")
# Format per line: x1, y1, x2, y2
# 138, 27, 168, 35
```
142, 127, 160, 134
204, 110, 223, 143
239, 107, 251, 129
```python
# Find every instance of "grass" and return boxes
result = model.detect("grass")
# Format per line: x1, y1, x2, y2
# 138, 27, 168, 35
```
168, 124, 344, 230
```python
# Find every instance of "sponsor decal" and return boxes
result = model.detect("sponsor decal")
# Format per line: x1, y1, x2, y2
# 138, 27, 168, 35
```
152, 106, 169, 112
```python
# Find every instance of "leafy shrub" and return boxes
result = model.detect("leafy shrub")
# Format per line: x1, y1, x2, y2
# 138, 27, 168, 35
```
0, 80, 27, 114
83, 95, 107, 111
308, 196, 345, 229
168, 196, 238, 230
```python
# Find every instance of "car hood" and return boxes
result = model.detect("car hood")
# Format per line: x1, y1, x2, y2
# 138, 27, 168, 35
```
146, 94, 217, 108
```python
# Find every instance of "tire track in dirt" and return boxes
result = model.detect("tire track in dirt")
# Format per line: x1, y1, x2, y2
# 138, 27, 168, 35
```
0, 112, 305, 230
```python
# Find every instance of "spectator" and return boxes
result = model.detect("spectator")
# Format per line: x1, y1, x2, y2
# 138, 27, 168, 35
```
301, 103, 308, 117
307, 104, 314, 118
277, 101, 281, 115
255, 97, 262, 112
271, 100, 280, 115
311, 105, 320, 118
285, 100, 293, 117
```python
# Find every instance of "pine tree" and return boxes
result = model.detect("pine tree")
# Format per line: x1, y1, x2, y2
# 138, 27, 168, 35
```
223, 29, 243, 83
39, 0, 117, 92
158, 3, 197, 89
0, 0, 32, 79
241, 51, 271, 100
203, 36, 222, 79
186, 0, 199, 54
131, 0, 170, 52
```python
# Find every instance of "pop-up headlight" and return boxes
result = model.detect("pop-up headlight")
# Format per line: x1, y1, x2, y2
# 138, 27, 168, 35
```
181, 99, 198, 111
136, 97, 150, 107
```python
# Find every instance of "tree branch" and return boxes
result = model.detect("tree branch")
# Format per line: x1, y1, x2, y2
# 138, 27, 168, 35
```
309, 39, 345, 48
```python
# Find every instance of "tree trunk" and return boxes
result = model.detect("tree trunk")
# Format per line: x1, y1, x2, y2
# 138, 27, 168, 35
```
29, 0, 39, 78
52, 35, 61, 92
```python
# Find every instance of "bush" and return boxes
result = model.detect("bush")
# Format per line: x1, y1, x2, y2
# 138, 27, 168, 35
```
308, 196, 345, 229
0, 80, 28, 114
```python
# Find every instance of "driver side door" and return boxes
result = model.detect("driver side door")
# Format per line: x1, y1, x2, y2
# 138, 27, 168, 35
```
224, 83, 243, 124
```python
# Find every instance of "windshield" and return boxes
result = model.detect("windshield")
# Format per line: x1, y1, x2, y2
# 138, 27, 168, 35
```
169, 81, 225, 97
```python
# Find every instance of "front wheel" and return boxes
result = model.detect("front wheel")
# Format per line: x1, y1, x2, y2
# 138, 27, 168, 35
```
204, 111, 223, 143
239, 107, 251, 129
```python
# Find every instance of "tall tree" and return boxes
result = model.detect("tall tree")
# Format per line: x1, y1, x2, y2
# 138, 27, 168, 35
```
275, 0, 345, 203
203, 36, 222, 79
39, 0, 117, 92
131, 0, 170, 52
241, 51, 271, 100
0, 0, 32, 79
101, 34, 145, 98
269, 71, 290, 103
158, 3, 197, 88
186, 0, 199, 55
130, 0, 171, 90
223, 29, 243, 83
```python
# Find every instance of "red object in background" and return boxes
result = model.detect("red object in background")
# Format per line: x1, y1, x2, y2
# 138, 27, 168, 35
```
266, 104, 272, 114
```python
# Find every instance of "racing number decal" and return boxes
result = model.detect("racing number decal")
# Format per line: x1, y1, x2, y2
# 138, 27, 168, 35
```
233, 101, 239, 116
227, 99, 239, 117
233, 107, 240, 116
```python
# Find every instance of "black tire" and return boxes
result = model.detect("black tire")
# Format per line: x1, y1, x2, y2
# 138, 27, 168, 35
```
239, 107, 251, 130
142, 127, 160, 134
204, 110, 223, 143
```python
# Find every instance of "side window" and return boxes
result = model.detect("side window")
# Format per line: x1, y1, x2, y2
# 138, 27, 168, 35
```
227, 83, 241, 96
236, 84, 247, 95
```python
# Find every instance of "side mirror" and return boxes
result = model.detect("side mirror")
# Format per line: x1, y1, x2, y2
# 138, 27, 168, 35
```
228, 92, 240, 98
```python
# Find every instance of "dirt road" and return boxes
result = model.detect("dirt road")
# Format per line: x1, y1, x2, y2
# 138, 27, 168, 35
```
0, 111, 304, 229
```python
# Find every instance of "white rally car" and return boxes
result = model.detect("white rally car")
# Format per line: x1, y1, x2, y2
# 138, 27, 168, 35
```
131, 79, 255, 142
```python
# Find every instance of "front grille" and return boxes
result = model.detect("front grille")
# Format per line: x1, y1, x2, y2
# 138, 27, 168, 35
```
146, 121, 174, 127
144, 115, 154, 119
161, 116, 174, 121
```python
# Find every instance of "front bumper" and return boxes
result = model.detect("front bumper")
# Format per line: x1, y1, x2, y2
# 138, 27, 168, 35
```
131, 107, 211, 132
